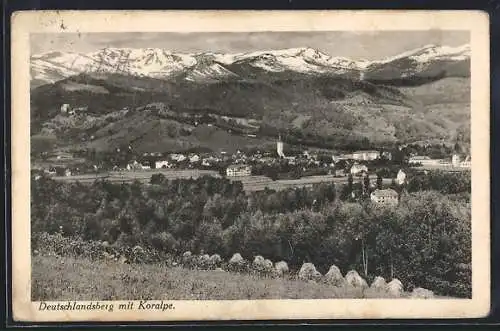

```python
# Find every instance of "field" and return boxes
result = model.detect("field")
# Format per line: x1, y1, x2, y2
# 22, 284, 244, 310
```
52, 169, 221, 184
228, 175, 393, 192
33, 255, 412, 301
51, 170, 394, 191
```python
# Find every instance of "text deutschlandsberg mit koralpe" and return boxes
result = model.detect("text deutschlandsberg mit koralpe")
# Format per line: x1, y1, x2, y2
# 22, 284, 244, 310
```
38, 301, 175, 312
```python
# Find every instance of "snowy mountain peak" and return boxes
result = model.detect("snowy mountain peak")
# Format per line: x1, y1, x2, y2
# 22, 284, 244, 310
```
374, 43, 471, 64
30, 44, 470, 87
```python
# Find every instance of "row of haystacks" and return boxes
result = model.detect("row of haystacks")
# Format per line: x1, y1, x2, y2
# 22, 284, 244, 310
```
179, 251, 435, 299
32, 233, 434, 299
180, 252, 290, 277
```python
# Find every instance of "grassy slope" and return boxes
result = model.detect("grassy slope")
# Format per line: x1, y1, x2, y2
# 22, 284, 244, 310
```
33, 255, 404, 301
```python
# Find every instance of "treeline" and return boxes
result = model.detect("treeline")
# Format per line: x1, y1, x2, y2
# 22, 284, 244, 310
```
31, 173, 471, 297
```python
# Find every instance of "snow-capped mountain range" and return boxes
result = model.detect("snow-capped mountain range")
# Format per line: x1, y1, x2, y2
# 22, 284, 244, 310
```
30, 44, 470, 87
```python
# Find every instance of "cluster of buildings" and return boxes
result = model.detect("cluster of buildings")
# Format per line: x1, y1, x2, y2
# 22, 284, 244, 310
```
408, 154, 471, 169
367, 169, 406, 206
60, 103, 89, 116
370, 189, 399, 206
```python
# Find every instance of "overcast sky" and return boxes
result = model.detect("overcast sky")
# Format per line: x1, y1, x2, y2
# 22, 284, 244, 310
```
31, 31, 469, 61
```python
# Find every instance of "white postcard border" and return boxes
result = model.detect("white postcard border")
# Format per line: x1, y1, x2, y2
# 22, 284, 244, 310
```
11, 10, 491, 322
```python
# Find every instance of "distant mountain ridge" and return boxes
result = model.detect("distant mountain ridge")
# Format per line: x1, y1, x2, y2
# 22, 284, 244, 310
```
30, 43, 470, 153
31, 44, 470, 88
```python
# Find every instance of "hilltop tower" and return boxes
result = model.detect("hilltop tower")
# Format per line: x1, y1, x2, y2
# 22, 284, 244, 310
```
277, 135, 285, 158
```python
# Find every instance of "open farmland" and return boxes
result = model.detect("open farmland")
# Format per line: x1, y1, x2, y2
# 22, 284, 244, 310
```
416, 165, 471, 172
51, 171, 393, 192
51, 169, 221, 184
228, 175, 393, 192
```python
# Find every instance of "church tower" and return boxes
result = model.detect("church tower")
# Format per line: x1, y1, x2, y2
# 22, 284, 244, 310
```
277, 135, 285, 158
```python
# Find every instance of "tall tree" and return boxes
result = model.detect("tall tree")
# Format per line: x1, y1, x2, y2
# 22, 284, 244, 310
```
376, 174, 383, 190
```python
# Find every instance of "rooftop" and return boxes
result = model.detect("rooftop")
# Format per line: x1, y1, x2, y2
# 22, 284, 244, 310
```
227, 164, 251, 170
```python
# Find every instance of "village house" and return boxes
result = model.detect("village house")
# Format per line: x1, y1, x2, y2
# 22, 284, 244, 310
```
226, 164, 252, 177
452, 154, 471, 168
348, 150, 380, 161
460, 155, 471, 168
155, 160, 173, 169
60, 103, 70, 113
258, 157, 275, 164
381, 151, 392, 160
127, 160, 150, 170
334, 168, 346, 177
370, 189, 399, 206
126, 160, 141, 171
170, 153, 186, 162
350, 164, 368, 176
189, 154, 200, 163
396, 169, 407, 185
408, 156, 442, 166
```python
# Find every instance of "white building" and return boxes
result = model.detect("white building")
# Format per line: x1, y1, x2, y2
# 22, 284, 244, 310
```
189, 154, 200, 163
155, 160, 173, 169
381, 151, 392, 160
408, 156, 442, 166
451, 154, 462, 167
226, 164, 252, 177
170, 153, 186, 162
460, 155, 471, 168
126, 160, 142, 171
370, 189, 399, 206
350, 150, 380, 161
350, 164, 368, 176
396, 169, 407, 185
60, 103, 70, 113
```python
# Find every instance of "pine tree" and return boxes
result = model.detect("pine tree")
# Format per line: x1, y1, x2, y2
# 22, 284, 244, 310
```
376, 174, 383, 190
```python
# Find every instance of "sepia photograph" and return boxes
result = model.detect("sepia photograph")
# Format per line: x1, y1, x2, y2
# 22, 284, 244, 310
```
11, 10, 490, 321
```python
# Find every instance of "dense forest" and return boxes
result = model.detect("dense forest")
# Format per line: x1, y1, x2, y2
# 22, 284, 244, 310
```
31, 171, 471, 297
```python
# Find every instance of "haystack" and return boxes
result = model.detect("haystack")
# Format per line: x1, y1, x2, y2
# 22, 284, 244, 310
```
200, 254, 210, 262
263, 259, 274, 271
345, 270, 368, 288
209, 254, 222, 267
386, 278, 404, 297
370, 276, 387, 290
324, 265, 345, 286
298, 263, 321, 281
229, 253, 246, 266
253, 255, 265, 266
274, 261, 289, 276
228, 253, 247, 272
196, 254, 210, 268
132, 245, 145, 254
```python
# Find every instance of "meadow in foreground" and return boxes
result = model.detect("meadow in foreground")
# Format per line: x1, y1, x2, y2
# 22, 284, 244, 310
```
33, 255, 407, 301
